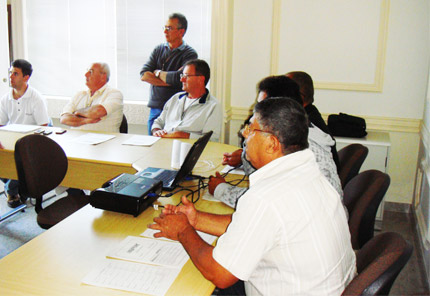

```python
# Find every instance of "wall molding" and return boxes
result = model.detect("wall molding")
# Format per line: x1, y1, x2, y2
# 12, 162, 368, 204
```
230, 105, 422, 133
270, 0, 390, 92
322, 114, 422, 133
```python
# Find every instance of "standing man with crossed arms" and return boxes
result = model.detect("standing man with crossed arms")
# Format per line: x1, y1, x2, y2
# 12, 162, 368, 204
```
140, 13, 198, 135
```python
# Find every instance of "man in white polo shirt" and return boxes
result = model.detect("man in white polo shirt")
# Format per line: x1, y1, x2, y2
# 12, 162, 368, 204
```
150, 98, 356, 295
60, 62, 123, 132
0, 59, 49, 208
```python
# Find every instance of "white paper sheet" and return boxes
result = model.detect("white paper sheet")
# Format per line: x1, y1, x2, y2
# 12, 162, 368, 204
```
141, 228, 218, 245
106, 236, 189, 269
122, 135, 160, 146
0, 124, 39, 133
72, 133, 115, 145
82, 259, 181, 296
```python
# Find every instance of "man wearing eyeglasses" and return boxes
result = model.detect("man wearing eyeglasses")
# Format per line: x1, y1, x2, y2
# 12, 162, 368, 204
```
150, 98, 356, 295
60, 63, 124, 132
140, 13, 198, 135
151, 59, 221, 142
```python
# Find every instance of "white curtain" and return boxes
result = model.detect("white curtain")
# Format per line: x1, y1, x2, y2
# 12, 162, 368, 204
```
23, 0, 211, 100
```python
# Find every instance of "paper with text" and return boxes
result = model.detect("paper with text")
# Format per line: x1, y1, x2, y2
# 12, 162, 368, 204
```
82, 259, 180, 296
73, 133, 115, 145
0, 124, 39, 133
106, 236, 189, 269
122, 135, 160, 146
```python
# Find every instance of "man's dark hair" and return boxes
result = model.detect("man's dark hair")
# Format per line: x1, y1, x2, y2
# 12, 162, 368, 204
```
254, 97, 309, 154
169, 13, 188, 34
257, 75, 302, 105
11, 59, 33, 77
286, 71, 314, 106
184, 59, 210, 86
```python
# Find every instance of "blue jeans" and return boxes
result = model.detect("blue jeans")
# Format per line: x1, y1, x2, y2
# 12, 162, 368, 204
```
147, 108, 162, 135
0, 178, 19, 196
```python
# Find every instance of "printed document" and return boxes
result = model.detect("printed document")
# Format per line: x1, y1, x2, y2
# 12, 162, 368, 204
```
73, 133, 115, 145
82, 259, 180, 296
122, 135, 160, 146
106, 236, 189, 269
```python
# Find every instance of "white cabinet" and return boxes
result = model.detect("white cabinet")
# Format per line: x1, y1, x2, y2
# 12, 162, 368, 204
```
335, 131, 391, 222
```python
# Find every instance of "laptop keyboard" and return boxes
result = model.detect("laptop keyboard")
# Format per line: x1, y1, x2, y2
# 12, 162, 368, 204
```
155, 170, 177, 184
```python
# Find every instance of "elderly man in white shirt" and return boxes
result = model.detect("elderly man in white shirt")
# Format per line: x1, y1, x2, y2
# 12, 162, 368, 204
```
60, 62, 123, 132
151, 59, 221, 142
149, 98, 356, 295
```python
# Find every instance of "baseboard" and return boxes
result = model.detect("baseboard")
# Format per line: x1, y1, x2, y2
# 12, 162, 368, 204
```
384, 201, 411, 213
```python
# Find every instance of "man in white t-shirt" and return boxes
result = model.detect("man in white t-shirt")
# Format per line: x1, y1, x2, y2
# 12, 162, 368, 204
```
60, 63, 123, 133
0, 59, 49, 208
149, 98, 356, 295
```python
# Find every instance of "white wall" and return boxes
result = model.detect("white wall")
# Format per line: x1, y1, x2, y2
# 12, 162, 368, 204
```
226, 0, 428, 205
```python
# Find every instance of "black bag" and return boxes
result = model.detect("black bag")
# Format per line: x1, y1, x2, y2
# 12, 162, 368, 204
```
327, 113, 367, 138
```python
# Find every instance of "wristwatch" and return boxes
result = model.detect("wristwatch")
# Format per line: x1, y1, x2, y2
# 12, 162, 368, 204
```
155, 70, 161, 78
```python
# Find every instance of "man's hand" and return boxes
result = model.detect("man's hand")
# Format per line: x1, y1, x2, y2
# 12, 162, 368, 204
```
149, 212, 193, 241
141, 71, 170, 86
222, 149, 243, 167
208, 172, 226, 195
163, 196, 198, 227
152, 129, 167, 137
153, 130, 190, 139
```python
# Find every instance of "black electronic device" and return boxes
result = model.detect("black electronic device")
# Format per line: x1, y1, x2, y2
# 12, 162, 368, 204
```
136, 131, 213, 191
89, 173, 163, 217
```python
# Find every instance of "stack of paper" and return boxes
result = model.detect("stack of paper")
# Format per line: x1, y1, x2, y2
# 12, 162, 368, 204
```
82, 230, 217, 296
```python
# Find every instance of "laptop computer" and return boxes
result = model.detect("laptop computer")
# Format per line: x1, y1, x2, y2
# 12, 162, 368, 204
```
136, 131, 213, 191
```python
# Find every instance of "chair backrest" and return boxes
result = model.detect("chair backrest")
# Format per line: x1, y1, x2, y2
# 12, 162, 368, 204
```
344, 170, 390, 249
342, 232, 413, 296
338, 143, 369, 188
120, 114, 128, 133
14, 134, 68, 213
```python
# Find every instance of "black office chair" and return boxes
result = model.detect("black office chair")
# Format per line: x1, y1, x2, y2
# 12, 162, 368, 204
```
342, 232, 412, 296
120, 114, 128, 133
344, 170, 390, 250
14, 134, 89, 229
338, 143, 369, 189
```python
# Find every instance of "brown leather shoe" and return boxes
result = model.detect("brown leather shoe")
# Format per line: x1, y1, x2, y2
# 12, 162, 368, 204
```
7, 194, 22, 208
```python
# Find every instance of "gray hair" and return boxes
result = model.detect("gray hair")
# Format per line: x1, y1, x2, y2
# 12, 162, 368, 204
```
254, 97, 309, 154
94, 62, 110, 82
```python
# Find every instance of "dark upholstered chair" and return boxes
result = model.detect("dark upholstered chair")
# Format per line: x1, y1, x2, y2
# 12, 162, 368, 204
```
338, 143, 369, 189
120, 114, 128, 133
344, 170, 390, 250
14, 134, 89, 229
342, 232, 412, 296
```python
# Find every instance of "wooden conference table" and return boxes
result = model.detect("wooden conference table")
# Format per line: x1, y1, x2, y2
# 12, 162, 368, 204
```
0, 127, 242, 295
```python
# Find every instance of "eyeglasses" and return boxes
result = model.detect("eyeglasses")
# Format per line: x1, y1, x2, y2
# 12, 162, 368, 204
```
180, 73, 202, 79
163, 26, 182, 32
241, 124, 272, 137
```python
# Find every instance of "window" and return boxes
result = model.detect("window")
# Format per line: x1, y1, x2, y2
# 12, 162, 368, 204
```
23, 0, 211, 101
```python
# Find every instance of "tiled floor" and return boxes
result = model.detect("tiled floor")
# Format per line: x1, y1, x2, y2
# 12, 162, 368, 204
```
379, 211, 430, 296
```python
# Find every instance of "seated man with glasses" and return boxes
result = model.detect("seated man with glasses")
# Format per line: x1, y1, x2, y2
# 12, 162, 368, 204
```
151, 59, 222, 142
150, 98, 356, 295
140, 12, 198, 135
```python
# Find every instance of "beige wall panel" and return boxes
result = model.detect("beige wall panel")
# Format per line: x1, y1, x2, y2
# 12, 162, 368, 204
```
277, 0, 384, 89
